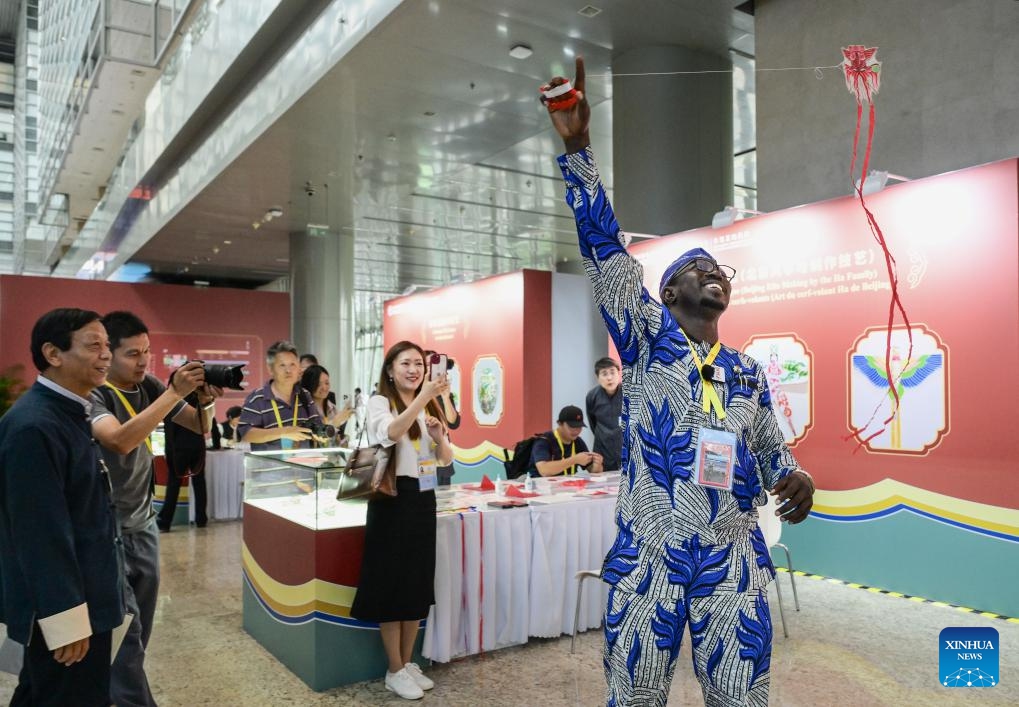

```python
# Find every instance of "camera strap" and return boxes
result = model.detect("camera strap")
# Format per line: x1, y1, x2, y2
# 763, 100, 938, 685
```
104, 382, 153, 454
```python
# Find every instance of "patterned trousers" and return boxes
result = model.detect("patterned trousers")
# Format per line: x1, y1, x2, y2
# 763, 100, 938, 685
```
604, 583, 772, 706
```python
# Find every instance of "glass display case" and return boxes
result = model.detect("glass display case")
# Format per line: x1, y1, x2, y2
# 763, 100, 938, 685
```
241, 446, 385, 690
243, 447, 367, 530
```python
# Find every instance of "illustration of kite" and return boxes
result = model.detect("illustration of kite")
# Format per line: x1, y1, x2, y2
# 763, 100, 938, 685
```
764, 349, 797, 439
852, 351, 943, 449
842, 45, 915, 449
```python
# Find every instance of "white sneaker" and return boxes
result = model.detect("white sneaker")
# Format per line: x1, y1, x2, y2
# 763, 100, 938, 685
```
385, 668, 424, 700
404, 662, 435, 690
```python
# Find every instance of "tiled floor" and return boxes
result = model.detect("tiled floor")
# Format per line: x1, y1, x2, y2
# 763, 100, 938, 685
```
1, 520, 1016, 705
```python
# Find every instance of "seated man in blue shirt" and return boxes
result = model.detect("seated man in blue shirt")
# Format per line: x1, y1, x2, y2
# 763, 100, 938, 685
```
529, 405, 604, 477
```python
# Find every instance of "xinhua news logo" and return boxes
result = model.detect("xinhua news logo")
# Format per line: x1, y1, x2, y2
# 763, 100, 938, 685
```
939, 627, 998, 688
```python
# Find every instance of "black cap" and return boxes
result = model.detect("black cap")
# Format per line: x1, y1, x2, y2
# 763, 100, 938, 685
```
557, 405, 586, 429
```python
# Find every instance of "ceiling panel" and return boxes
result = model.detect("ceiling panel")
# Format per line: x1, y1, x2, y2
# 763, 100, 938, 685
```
133, 0, 754, 293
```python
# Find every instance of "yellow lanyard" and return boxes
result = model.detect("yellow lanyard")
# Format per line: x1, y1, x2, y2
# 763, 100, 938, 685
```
406, 412, 434, 459
270, 392, 299, 429
554, 429, 577, 475
678, 328, 727, 421
104, 383, 153, 454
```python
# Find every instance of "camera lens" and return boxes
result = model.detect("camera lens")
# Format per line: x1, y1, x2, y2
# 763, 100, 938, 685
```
203, 364, 245, 390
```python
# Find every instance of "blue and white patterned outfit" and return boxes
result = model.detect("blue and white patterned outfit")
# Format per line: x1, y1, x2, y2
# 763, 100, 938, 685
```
558, 148, 804, 706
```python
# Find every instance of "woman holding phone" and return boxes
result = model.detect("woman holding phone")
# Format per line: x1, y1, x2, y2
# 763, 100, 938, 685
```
300, 364, 353, 440
425, 351, 460, 485
350, 340, 453, 700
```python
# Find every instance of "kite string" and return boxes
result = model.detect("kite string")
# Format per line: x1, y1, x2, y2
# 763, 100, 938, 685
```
587, 64, 842, 79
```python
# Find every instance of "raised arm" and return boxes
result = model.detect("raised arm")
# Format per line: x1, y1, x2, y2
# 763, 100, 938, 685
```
546, 57, 658, 366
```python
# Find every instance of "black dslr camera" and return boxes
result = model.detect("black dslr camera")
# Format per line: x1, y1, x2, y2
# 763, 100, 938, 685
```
192, 361, 245, 390
309, 421, 337, 439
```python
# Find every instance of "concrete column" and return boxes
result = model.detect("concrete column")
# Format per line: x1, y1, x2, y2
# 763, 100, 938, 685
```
755, 0, 1019, 211
290, 228, 356, 401
612, 46, 733, 234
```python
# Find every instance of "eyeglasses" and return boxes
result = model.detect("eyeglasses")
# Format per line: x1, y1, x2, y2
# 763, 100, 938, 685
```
678, 257, 736, 282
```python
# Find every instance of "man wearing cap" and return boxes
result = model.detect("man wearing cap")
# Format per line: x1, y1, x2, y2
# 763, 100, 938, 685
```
545, 58, 814, 706
529, 405, 605, 477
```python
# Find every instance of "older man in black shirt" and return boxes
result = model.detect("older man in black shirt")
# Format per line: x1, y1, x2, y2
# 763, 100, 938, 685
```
0, 308, 124, 706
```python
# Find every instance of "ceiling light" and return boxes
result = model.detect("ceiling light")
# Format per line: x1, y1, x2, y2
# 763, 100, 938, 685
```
563, 46, 575, 57
252, 222, 260, 230
711, 205, 764, 229
854, 170, 910, 197
266, 206, 283, 220
223, 240, 232, 245
509, 44, 533, 60
577, 5, 603, 17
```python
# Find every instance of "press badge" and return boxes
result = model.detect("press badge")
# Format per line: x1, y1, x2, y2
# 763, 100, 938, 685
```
693, 427, 737, 491
418, 458, 437, 491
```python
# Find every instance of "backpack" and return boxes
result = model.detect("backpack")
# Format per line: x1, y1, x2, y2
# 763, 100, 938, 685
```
503, 434, 545, 479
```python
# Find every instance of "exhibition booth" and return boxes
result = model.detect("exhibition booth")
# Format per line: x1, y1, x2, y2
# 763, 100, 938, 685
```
0, 158, 1015, 692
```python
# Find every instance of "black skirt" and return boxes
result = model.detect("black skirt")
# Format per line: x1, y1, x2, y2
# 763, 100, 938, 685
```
350, 476, 437, 623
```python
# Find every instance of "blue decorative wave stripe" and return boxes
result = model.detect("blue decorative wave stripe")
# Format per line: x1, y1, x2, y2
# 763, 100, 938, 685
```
809, 505, 1019, 544
242, 572, 425, 629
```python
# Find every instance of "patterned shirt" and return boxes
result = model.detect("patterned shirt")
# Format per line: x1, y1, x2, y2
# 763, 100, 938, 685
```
559, 148, 803, 601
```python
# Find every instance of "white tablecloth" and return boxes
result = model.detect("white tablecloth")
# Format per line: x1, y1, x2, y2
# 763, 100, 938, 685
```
423, 494, 615, 663
190, 449, 245, 522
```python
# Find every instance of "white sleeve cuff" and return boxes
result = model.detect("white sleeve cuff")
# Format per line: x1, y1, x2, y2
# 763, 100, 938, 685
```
37, 603, 91, 650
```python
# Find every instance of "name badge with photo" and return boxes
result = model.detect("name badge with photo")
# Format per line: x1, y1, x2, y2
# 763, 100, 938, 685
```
693, 426, 737, 491
418, 458, 437, 491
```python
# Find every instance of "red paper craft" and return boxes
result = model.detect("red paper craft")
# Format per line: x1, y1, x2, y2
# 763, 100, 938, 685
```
505, 486, 539, 499
559, 479, 589, 489
463, 474, 496, 492
841, 45, 914, 451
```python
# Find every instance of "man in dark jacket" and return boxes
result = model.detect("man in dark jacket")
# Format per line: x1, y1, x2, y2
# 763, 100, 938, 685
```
585, 357, 623, 471
0, 308, 125, 705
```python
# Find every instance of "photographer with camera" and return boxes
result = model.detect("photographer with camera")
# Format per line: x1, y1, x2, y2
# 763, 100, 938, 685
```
301, 364, 353, 446
90, 311, 222, 707
238, 340, 323, 451
160, 365, 243, 527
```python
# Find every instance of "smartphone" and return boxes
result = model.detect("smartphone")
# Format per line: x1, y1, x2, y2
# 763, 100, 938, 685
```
429, 353, 448, 382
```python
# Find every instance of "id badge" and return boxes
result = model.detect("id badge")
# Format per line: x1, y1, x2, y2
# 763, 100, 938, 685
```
418, 458, 437, 491
693, 426, 737, 491
281, 437, 294, 450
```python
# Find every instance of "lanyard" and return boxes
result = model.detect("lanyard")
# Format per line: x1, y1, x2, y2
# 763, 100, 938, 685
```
104, 383, 153, 454
400, 406, 434, 460
411, 435, 435, 459
678, 328, 726, 421
269, 391, 299, 429
553, 429, 577, 475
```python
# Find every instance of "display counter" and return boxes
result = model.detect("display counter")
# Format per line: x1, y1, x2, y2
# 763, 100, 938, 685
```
242, 446, 617, 691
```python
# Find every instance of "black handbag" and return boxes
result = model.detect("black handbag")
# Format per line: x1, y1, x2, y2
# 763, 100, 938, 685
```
336, 428, 398, 501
